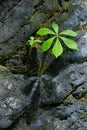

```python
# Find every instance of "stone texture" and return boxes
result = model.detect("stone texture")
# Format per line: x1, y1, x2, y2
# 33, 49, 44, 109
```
8, 62, 87, 130
0, 65, 40, 129
0, 0, 87, 130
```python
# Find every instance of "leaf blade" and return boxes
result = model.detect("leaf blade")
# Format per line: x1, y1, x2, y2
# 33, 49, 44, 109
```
60, 36, 78, 50
42, 36, 55, 52
52, 38, 63, 58
34, 39, 42, 43
37, 28, 55, 35
52, 23, 59, 34
59, 30, 77, 37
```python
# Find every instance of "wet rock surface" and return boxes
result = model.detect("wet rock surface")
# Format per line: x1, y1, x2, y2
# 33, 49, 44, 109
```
0, 0, 87, 130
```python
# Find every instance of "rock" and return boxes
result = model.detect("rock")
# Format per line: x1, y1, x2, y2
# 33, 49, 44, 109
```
0, 0, 87, 130
8, 62, 87, 130
39, 74, 72, 104
26, 100, 87, 130
39, 62, 87, 104
0, 0, 21, 22
0, 66, 40, 129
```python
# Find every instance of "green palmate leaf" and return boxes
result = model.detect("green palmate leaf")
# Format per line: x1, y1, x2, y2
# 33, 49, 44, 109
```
28, 23, 78, 59
52, 38, 63, 58
59, 30, 77, 37
60, 36, 78, 50
52, 23, 59, 34
42, 36, 55, 52
37, 28, 55, 35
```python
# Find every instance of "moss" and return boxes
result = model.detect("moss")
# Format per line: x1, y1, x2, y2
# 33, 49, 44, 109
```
39, 1, 74, 29
0, 65, 6, 70
74, 23, 87, 32
0, 65, 10, 73
82, 24, 87, 31
0, 56, 5, 64
79, 94, 87, 101
83, 57, 87, 62
7, 62, 48, 76
43, 123, 51, 130
7, 66, 35, 75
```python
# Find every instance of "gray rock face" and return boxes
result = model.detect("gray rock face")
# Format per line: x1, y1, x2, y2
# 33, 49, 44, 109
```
0, 66, 40, 129
40, 62, 87, 105
8, 62, 87, 130
0, 0, 87, 130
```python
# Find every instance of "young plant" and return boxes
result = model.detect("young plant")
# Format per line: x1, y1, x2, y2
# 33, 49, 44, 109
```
28, 36, 42, 48
36, 23, 78, 58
